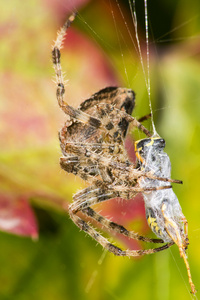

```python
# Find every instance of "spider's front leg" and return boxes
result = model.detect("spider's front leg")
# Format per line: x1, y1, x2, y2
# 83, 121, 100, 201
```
52, 13, 102, 128
52, 14, 153, 138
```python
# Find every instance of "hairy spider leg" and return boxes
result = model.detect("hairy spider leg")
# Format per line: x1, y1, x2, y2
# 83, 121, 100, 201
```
70, 185, 120, 213
52, 13, 153, 138
69, 181, 173, 214
60, 142, 181, 185
137, 113, 151, 123
69, 182, 173, 254
68, 206, 173, 257
82, 207, 164, 243
52, 13, 101, 128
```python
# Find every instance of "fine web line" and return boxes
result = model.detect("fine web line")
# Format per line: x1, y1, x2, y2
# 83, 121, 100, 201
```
85, 249, 108, 293
109, 0, 131, 87
77, 9, 134, 88
77, 0, 157, 137
129, 0, 156, 135
155, 14, 199, 43
144, 0, 156, 134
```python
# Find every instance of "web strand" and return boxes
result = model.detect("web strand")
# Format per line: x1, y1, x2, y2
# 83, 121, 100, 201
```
144, 0, 156, 134
129, 0, 157, 135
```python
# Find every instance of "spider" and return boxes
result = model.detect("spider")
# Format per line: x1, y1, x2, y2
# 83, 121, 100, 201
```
52, 13, 196, 294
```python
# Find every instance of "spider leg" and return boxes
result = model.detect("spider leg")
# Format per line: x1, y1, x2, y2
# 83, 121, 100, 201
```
129, 117, 152, 137
60, 142, 130, 183
61, 142, 126, 161
82, 207, 164, 243
108, 184, 172, 195
138, 172, 183, 184
52, 15, 152, 137
70, 185, 120, 213
137, 113, 151, 123
69, 186, 173, 255
52, 13, 102, 128
71, 183, 162, 214
60, 144, 181, 186
70, 183, 172, 216
60, 156, 101, 181
60, 156, 80, 175
60, 141, 182, 185
69, 208, 173, 257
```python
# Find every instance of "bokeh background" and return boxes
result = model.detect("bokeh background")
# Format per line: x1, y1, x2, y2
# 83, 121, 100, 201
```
0, 0, 200, 299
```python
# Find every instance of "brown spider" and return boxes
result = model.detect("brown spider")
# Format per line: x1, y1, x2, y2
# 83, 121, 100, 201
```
52, 13, 196, 294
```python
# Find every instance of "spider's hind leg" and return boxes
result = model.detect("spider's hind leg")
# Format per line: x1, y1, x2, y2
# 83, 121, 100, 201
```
69, 186, 167, 249
69, 183, 173, 256
82, 207, 164, 244
69, 205, 173, 257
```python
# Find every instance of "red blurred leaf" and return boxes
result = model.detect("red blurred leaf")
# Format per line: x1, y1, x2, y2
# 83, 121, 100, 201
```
65, 28, 118, 87
0, 194, 38, 239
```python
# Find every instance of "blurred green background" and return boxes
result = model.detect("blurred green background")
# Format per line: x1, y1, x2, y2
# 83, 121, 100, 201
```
0, 0, 199, 299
